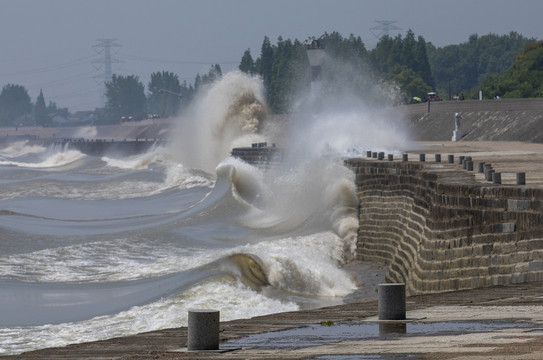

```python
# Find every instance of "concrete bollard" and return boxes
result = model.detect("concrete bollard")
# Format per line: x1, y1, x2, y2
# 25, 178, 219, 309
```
517, 172, 526, 185
493, 172, 502, 184
388, 154, 394, 161
187, 309, 220, 351
419, 154, 425, 162
366, 151, 372, 158
478, 162, 485, 173
402, 153, 408, 162
466, 161, 474, 171
378, 283, 406, 320
485, 168, 495, 181
447, 154, 454, 164
434, 154, 441, 163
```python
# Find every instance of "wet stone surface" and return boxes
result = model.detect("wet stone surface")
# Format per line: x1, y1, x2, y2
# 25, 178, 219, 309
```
226, 320, 539, 349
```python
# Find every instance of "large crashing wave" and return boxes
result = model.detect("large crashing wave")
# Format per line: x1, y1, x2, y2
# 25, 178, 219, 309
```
169, 71, 268, 173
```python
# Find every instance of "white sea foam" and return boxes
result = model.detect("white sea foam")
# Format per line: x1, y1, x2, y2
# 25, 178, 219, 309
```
0, 280, 297, 356
0, 148, 85, 168
0, 140, 46, 158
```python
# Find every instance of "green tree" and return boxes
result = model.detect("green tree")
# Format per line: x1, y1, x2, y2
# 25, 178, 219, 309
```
0, 84, 32, 126
104, 74, 146, 123
147, 71, 182, 118
34, 89, 50, 126
194, 64, 223, 90
178, 81, 195, 112
239, 49, 256, 74
259, 36, 274, 90
391, 68, 433, 101
428, 31, 535, 97
47, 101, 70, 119
479, 40, 543, 98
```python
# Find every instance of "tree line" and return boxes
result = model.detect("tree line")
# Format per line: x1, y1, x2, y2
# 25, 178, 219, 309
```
0, 30, 539, 127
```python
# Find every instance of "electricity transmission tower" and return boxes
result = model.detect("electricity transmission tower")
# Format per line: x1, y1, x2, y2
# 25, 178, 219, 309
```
370, 20, 402, 39
92, 39, 123, 106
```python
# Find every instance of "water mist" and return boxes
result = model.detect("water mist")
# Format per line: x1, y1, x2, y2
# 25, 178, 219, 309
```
168, 71, 268, 173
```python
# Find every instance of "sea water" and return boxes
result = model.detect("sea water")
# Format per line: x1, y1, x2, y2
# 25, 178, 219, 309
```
0, 71, 410, 355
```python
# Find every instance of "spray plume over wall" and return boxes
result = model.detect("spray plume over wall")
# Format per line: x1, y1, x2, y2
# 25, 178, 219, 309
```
169, 71, 268, 173
286, 51, 413, 159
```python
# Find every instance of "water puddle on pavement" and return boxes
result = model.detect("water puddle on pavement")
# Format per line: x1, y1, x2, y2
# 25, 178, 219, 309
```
226, 319, 538, 350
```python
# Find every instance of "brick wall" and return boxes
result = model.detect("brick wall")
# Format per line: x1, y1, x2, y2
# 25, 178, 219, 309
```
345, 159, 543, 295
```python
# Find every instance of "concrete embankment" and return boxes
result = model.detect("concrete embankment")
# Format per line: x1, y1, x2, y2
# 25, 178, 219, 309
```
400, 98, 543, 142
0, 118, 174, 143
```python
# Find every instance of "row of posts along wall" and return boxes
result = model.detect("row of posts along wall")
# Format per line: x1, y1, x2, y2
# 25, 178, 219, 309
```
344, 158, 543, 296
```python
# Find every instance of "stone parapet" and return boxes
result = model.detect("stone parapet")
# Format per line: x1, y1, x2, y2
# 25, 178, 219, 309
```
231, 144, 283, 169
345, 158, 543, 295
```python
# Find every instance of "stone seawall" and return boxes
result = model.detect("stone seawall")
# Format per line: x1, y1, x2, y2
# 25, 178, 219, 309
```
345, 158, 543, 296
231, 144, 283, 169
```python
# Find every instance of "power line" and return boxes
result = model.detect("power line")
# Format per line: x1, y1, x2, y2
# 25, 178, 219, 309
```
370, 20, 402, 39
117, 53, 238, 65
0, 55, 98, 77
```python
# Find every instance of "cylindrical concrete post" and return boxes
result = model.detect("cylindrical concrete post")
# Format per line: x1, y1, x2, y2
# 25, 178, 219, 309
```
435, 154, 441, 163
187, 309, 220, 351
485, 168, 495, 181
493, 172, 502, 184
378, 283, 406, 320
402, 153, 408, 162
366, 151, 372, 158
372, 152, 378, 159
466, 161, 473, 171
388, 154, 394, 161
517, 172, 526, 185
478, 162, 485, 173
447, 154, 454, 164
419, 154, 425, 162
378, 152, 385, 160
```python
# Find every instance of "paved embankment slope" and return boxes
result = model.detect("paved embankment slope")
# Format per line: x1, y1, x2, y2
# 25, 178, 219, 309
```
402, 98, 543, 142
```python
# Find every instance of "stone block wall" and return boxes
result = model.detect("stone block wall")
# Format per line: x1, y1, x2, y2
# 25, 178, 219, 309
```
231, 146, 283, 169
345, 159, 543, 295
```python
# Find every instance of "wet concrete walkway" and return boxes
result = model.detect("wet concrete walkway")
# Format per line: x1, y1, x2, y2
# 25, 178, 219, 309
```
4, 281, 543, 359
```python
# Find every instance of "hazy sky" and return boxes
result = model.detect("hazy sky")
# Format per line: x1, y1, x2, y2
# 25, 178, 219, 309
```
1, 0, 541, 112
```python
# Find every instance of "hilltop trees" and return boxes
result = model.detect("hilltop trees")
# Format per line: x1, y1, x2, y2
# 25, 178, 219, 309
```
0, 30, 539, 126
478, 40, 543, 98
34, 90, 51, 127
239, 49, 256, 75
147, 71, 182, 118
428, 32, 535, 98
104, 74, 146, 123
0, 84, 32, 126
240, 31, 436, 112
